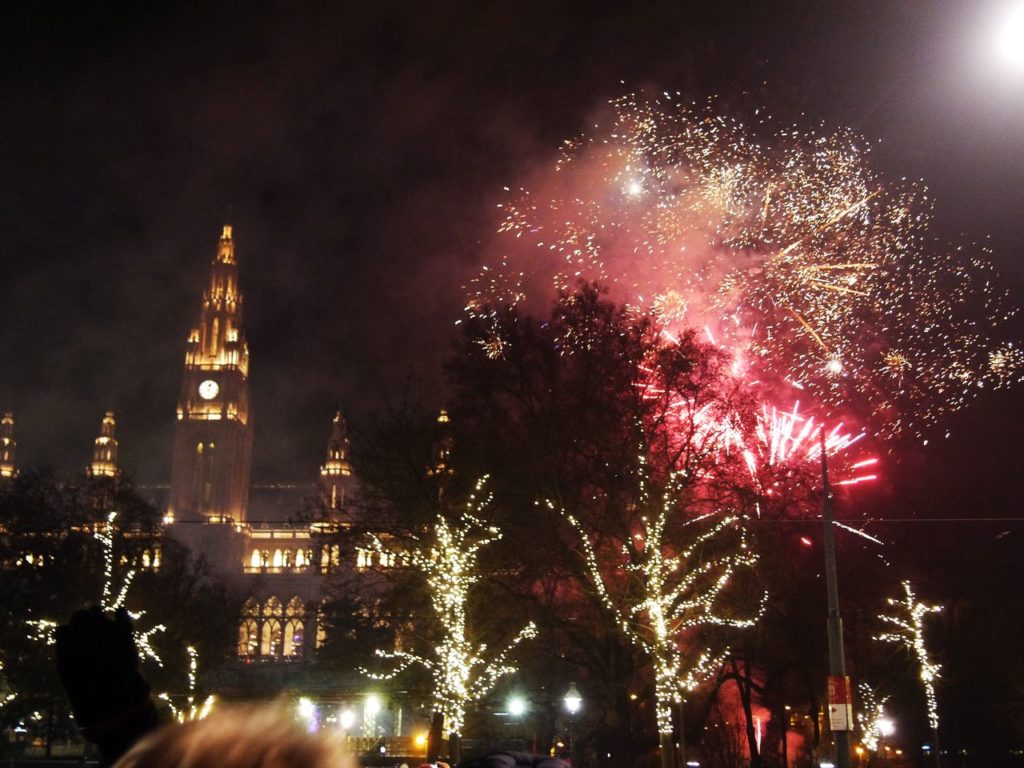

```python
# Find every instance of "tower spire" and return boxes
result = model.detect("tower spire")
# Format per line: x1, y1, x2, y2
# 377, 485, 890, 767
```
168, 225, 253, 524
0, 411, 17, 479
88, 411, 119, 478
320, 408, 353, 512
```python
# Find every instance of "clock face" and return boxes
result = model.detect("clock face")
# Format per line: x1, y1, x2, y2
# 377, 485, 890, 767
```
198, 379, 219, 400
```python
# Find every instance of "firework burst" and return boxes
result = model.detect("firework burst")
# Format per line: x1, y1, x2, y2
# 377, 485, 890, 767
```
467, 93, 1020, 438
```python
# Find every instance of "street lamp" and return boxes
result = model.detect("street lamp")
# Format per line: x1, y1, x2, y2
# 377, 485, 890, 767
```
364, 693, 382, 738
338, 707, 356, 732
995, 2, 1024, 72
563, 682, 582, 715
507, 696, 526, 718
563, 683, 582, 766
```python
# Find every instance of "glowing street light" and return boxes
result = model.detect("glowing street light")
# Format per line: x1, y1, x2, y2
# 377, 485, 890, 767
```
364, 693, 382, 738
995, 2, 1024, 72
297, 697, 319, 733
507, 696, 526, 718
338, 708, 356, 731
563, 683, 583, 766
563, 682, 582, 715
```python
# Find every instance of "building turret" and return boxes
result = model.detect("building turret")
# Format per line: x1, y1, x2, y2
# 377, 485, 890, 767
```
427, 408, 454, 479
319, 409, 353, 513
167, 225, 253, 523
87, 411, 119, 478
0, 412, 17, 478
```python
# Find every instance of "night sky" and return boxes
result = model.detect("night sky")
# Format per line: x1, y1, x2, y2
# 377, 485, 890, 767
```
1, 1, 1021, 494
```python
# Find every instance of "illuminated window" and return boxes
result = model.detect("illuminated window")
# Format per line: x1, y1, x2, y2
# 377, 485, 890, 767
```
260, 597, 283, 657
283, 597, 306, 658
357, 548, 371, 570
210, 318, 219, 355
250, 550, 262, 570
238, 598, 260, 657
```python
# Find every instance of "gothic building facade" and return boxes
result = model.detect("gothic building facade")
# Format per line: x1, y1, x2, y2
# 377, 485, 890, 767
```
1, 227, 379, 671
163, 225, 363, 666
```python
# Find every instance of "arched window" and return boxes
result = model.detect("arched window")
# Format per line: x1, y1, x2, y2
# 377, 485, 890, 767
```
261, 621, 282, 657
261, 597, 283, 657
284, 597, 306, 657
272, 549, 283, 569
238, 598, 260, 657
239, 618, 258, 656
250, 550, 262, 570
295, 549, 306, 568
194, 442, 216, 505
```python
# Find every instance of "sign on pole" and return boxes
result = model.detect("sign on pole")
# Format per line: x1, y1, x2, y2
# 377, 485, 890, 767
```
827, 675, 853, 732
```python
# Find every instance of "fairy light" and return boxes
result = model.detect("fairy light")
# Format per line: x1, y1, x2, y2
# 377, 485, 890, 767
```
27, 512, 164, 665
548, 463, 764, 735
876, 580, 942, 732
0, 661, 15, 708
95, 512, 165, 666
159, 645, 215, 722
856, 682, 890, 753
365, 476, 537, 737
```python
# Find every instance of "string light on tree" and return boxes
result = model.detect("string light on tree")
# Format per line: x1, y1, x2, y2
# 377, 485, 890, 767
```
26, 512, 165, 665
547, 459, 764, 744
365, 476, 537, 740
0, 661, 15, 709
876, 580, 942, 733
158, 645, 215, 722
93, 512, 165, 666
856, 682, 891, 753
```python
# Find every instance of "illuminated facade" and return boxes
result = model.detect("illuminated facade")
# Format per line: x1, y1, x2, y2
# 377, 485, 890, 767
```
167, 225, 252, 525
0, 412, 15, 478
320, 409, 352, 512
160, 226, 365, 666
87, 411, 120, 478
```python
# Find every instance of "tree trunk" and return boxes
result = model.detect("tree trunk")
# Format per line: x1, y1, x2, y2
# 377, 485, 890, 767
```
449, 732, 462, 765
426, 712, 444, 763
659, 731, 675, 768
44, 699, 54, 758
779, 699, 788, 768
730, 659, 763, 768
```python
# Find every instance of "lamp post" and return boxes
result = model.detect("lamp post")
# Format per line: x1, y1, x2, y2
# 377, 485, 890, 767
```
821, 428, 851, 768
563, 683, 582, 766
507, 695, 529, 751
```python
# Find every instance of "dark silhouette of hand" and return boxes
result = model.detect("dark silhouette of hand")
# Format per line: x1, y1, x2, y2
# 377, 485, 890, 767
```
56, 606, 159, 766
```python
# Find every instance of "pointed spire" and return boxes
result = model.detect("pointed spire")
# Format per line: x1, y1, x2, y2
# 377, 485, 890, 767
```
217, 224, 235, 264
88, 411, 119, 478
0, 411, 17, 479
183, 225, 249, 380
427, 408, 454, 479
320, 409, 352, 511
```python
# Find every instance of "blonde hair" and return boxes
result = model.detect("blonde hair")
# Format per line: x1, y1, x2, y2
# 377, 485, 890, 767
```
114, 705, 353, 768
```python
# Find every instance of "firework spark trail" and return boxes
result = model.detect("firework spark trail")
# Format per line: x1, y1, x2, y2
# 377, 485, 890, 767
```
467, 93, 1021, 439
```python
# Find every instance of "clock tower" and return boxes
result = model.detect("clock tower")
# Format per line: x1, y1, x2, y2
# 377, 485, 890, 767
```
167, 225, 253, 524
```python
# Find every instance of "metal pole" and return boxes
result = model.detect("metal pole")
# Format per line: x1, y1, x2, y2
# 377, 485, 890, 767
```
821, 428, 851, 768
